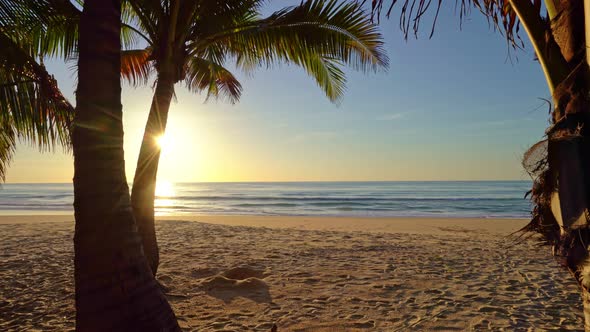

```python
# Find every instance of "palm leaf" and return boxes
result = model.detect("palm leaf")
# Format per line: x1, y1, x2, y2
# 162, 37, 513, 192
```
191, 0, 387, 101
121, 48, 154, 86
0, 0, 81, 59
126, 0, 163, 45
184, 56, 242, 103
124, 0, 387, 103
300, 54, 347, 102
188, 0, 263, 41
0, 118, 15, 181
121, 0, 153, 46
197, 0, 387, 68
0, 32, 73, 180
370, 0, 534, 47
1, 0, 143, 59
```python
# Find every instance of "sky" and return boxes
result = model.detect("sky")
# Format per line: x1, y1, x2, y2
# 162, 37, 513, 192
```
5, 1, 550, 183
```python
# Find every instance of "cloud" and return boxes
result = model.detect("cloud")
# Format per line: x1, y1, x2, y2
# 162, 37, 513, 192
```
377, 112, 406, 121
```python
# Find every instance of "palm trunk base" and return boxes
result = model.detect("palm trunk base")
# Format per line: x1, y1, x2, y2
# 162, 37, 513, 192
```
74, 212, 178, 331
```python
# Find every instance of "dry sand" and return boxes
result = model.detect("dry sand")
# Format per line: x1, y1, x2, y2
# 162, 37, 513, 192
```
0, 215, 584, 331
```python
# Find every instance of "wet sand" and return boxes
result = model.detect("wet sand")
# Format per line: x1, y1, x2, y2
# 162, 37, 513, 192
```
0, 215, 584, 331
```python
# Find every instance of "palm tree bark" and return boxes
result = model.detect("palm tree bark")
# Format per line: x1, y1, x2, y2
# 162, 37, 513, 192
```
73, 0, 179, 330
584, 287, 590, 331
545, 2, 590, 331
131, 69, 175, 276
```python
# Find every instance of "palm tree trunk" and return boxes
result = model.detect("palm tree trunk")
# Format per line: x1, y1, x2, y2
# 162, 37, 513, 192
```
583, 286, 590, 331
544, 1, 590, 330
131, 69, 175, 276
73, 1, 179, 330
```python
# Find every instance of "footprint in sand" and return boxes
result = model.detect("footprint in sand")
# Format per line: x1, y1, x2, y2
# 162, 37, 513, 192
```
222, 266, 268, 280
346, 314, 365, 320
200, 266, 271, 303
191, 267, 219, 279
352, 320, 376, 328
478, 306, 510, 315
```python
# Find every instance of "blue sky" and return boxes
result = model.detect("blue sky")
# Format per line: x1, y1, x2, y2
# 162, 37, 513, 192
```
6, 1, 550, 182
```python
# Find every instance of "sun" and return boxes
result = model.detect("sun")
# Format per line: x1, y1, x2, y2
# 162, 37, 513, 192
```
156, 134, 171, 150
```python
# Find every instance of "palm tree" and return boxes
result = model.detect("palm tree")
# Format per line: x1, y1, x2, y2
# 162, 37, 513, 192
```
72, 0, 180, 329
122, 0, 388, 275
372, 0, 590, 329
0, 0, 74, 181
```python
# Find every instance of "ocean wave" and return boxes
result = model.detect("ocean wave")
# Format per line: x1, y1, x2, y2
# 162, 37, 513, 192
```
1, 181, 532, 218
165, 195, 522, 202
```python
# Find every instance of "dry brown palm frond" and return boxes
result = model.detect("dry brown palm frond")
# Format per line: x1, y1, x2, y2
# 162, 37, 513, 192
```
523, 139, 548, 180
369, 0, 536, 49
121, 48, 153, 86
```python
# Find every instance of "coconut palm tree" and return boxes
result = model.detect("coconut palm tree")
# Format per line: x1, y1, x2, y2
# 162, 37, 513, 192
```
72, 0, 180, 329
122, 0, 388, 275
372, 0, 590, 329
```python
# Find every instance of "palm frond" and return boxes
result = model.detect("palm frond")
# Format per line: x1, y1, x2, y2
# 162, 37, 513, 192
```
0, 32, 73, 154
0, 0, 81, 59
122, 0, 152, 46
126, 0, 164, 45
184, 56, 242, 103
370, 0, 535, 47
123, 0, 386, 103
193, 0, 387, 94
301, 54, 347, 102
121, 48, 154, 86
189, 0, 386, 102
0, 1, 74, 181
188, 0, 263, 41
1, 0, 145, 58
0, 118, 15, 181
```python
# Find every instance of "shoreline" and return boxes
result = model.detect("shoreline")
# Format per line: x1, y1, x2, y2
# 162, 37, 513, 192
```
0, 214, 529, 235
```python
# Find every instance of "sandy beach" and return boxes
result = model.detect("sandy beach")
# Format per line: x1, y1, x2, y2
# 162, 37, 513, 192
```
0, 215, 583, 331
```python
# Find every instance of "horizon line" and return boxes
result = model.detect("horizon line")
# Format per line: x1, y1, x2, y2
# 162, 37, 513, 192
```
3, 179, 533, 185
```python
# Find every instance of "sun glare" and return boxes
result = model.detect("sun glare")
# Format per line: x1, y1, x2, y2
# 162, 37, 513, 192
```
155, 180, 175, 198
156, 134, 171, 150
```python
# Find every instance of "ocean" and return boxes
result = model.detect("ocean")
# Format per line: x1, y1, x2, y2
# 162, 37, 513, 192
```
0, 181, 532, 218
